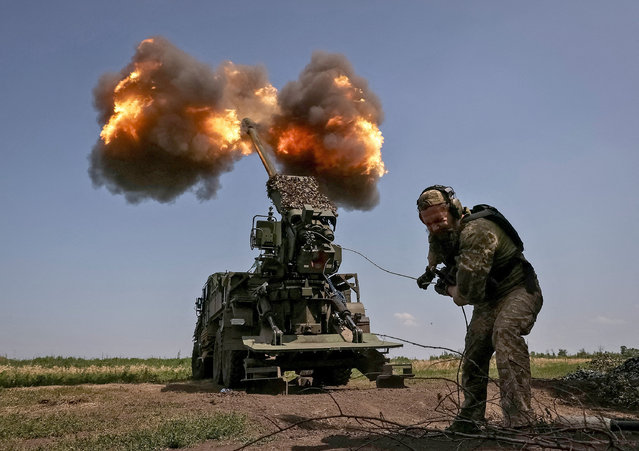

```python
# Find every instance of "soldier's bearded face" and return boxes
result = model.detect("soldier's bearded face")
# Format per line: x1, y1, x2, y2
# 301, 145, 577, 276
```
420, 203, 454, 235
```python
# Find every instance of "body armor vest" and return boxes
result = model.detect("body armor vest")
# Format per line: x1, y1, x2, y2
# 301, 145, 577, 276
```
462, 204, 537, 295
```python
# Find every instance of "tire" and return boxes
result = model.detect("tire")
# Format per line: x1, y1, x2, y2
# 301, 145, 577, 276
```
331, 368, 352, 386
222, 349, 245, 388
313, 368, 352, 387
191, 343, 204, 380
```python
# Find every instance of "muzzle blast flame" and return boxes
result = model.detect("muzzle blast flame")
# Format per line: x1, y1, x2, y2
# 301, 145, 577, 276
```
268, 51, 386, 210
90, 38, 386, 210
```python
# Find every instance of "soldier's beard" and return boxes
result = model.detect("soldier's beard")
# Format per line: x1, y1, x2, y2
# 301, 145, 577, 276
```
432, 229, 460, 260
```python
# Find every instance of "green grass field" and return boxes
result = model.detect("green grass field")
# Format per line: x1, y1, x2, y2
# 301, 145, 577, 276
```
0, 356, 191, 388
0, 355, 594, 389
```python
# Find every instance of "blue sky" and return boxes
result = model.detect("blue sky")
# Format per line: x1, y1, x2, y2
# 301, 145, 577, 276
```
1, 1, 638, 359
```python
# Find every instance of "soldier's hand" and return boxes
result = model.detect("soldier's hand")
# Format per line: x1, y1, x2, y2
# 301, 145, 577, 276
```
416, 268, 435, 290
450, 287, 470, 306
434, 278, 448, 296
443, 285, 469, 306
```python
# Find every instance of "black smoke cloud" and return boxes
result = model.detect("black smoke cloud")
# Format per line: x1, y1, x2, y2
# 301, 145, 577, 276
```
89, 37, 274, 203
269, 51, 385, 210
89, 38, 385, 210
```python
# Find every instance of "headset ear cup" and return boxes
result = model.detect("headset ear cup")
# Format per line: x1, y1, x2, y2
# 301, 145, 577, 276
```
451, 198, 463, 219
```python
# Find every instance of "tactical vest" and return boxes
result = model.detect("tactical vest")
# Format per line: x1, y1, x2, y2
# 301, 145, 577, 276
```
461, 204, 524, 251
461, 204, 537, 294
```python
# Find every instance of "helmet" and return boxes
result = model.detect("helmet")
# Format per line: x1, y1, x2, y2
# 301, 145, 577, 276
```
416, 185, 463, 219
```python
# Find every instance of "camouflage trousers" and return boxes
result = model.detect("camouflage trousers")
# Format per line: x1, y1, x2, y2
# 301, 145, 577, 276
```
458, 283, 543, 427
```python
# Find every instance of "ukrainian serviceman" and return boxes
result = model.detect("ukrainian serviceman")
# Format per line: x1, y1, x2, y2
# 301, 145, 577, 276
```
416, 185, 543, 433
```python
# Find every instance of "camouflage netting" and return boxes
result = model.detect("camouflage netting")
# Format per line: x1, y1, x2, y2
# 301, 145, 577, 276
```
266, 175, 337, 213
563, 356, 639, 409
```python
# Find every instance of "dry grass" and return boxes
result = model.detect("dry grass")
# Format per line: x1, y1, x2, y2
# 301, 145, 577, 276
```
0, 358, 190, 388
405, 356, 590, 380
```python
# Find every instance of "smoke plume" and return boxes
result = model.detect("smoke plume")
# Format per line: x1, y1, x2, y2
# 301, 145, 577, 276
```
89, 37, 276, 203
268, 51, 385, 210
90, 38, 385, 209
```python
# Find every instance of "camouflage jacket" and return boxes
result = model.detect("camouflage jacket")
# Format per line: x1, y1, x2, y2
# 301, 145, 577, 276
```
454, 217, 529, 305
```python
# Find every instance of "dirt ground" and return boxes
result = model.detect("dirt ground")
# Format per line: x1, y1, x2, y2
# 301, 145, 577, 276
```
7, 377, 639, 450
174, 377, 639, 450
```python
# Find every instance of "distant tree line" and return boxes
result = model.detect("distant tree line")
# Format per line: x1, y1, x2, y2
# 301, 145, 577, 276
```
530, 346, 639, 359
414, 346, 639, 361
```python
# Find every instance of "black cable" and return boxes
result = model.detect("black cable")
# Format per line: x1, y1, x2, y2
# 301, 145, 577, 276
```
313, 235, 470, 332
341, 245, 469, 328
308, 231, 418, 281
340, 244, 470, 330
373, 333, 462, 356
342, 247, 418, 281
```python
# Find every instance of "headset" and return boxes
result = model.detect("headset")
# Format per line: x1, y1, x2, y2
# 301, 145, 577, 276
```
416, 185, 463, 220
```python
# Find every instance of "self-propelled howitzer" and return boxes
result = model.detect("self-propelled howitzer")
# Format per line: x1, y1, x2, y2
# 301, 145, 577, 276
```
191, 119, 411, 392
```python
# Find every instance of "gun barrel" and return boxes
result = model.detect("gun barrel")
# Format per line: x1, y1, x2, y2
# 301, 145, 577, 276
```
242, 118, 277, 178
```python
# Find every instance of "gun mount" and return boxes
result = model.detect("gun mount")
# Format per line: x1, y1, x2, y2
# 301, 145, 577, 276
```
191, 119, 412, 392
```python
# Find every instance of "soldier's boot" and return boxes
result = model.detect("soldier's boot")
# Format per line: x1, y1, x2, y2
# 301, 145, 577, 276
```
445, 418, 480, 434
445, 408, 483, 434
502, 408, 537, 429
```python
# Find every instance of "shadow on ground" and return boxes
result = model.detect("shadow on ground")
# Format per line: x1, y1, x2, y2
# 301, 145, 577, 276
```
161, 380, 341, 395
161, 381, 221, 394
286, 429, 639, 451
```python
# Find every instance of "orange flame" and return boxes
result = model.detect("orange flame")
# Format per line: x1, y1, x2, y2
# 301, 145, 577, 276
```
254, 85, 278, 107
99, 58, 252, 156
274, 116, 385, 177
333, 74, 366, 103
276, 125, 321, 156
114, 69, 140, 93
198, 108, 251, 155
326, 115, 345, 128
100, 92, 152, 145
333, 75, 352, 88
100, 63, 158, 145
353, 118, 386, 176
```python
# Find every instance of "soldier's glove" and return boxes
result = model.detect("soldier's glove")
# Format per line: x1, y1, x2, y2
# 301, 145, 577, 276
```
416, 267, 436, 290
434, 278, 449, 296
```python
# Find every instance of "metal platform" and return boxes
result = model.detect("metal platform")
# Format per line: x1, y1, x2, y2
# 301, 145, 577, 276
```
242, 333, 403, 353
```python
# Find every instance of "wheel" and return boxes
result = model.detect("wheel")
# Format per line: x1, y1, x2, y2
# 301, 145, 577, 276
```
222, 349, 245, 388
329, 368, 352, 386
212, 330, 223, 384
191, 343, 204, 380
313, 368, 352, 387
